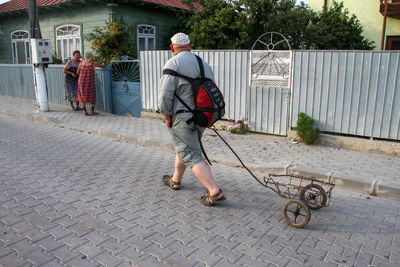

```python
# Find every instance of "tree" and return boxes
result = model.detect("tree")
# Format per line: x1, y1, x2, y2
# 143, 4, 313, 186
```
183, 0, 247, 49
184, 0, 318, 49
85, 20, 136, 64
237, 0, 314, 49
305, 1, 375, 49
162, 9, 193, 49
182, 0, 374, 50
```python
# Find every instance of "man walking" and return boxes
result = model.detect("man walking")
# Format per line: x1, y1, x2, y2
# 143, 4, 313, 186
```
158, 32, 226, 206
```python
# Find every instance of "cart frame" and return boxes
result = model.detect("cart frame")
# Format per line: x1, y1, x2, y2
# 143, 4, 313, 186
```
211, 127, 336, 228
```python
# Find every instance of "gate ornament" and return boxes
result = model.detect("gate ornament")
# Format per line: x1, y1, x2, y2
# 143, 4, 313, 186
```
250, 32, 292, 88
110, 56, 141, 117
111, 56, 140, 82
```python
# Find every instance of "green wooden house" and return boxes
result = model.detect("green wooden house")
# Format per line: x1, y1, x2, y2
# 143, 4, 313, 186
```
0, 0, 197, 64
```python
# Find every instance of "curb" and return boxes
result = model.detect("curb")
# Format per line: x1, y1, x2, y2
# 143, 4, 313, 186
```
2, 108, 400, 201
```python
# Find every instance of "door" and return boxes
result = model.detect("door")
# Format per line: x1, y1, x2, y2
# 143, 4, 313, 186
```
111, 58, 142, 117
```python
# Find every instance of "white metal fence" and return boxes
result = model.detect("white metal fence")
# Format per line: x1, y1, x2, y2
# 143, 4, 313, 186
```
1, 50, 399, 140
140, 50, 400, 140
291, 51, 400, 140
0, 64, 113, 113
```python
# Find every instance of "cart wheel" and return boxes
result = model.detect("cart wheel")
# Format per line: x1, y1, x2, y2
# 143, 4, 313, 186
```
282, 199, 310, 228
300, 184, 327, 210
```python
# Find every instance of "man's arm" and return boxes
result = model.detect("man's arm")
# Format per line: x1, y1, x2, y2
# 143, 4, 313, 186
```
158, 74, 177, 127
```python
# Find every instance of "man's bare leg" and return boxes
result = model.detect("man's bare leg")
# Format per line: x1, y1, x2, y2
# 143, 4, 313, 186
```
192, 161, 220, 196
170, 155, 186, 188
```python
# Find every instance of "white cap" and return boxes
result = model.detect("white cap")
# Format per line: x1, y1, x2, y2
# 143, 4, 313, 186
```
171, 32, 190, 45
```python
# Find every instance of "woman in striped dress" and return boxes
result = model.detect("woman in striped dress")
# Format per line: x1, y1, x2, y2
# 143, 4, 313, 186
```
77, 52, 106, 116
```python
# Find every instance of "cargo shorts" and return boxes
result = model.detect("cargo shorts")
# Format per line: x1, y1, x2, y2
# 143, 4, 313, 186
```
168, 112, 205, 168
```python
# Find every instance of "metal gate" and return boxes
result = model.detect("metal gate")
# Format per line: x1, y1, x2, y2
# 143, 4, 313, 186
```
248, 32, 292, 136
111, 57, 142, 117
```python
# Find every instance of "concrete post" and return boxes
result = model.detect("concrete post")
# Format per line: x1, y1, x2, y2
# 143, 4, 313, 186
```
34, 64, 49, 111
28, 0, 49, 111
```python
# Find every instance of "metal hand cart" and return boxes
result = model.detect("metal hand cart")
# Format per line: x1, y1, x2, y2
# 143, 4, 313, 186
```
264, 173, 334, 228
211, 127, 335, 228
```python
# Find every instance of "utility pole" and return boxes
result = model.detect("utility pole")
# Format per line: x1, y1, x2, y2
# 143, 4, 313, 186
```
28, 0, 41, 39
28, 0, 49, 111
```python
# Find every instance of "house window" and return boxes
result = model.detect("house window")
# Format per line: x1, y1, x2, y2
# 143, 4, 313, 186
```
386, 36, 400, 50
11, 30, 30, 64
56, 25, 81, 62
137, 25, 155, 57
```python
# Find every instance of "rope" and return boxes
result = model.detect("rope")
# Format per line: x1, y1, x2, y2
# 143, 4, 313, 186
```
209, 126, 265, 187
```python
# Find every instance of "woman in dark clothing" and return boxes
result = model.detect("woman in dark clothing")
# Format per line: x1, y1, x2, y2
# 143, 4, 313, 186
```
63, 50, 81, 111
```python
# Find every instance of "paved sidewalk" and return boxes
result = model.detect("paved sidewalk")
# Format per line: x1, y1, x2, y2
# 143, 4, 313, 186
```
1, 95, 400, 199
2, 113, 399, 266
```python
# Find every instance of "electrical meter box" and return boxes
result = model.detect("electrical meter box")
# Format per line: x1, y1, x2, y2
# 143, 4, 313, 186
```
30, 39, 53, 64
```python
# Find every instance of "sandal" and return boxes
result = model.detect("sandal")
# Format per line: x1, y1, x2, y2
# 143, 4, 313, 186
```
201, 189, 226, 206
162, 175, 180, 190
90, 107, 98, 115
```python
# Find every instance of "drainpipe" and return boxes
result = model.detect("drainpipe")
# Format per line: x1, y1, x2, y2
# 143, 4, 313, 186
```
381, 0, 388, 50
323, 0, 327, 12
107, 2, 118, 22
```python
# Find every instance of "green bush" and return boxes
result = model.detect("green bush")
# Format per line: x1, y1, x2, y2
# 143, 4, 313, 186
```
85, 20, 136, 64
226, 116, 250, 135
296, 112, 320, 145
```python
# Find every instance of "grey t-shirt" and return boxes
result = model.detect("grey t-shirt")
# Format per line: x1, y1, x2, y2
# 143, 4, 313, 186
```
158, 50, 214, 116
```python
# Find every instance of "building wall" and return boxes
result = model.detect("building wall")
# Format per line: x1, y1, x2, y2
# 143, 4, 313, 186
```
0, 4, 109, 64
0, 14, 31, 64
308, 0, 400, 50
117, 4, 180, 51
0, 1, 180, 64
40, 4, 109, 60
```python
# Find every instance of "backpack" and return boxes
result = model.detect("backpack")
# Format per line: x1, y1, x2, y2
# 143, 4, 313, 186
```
163, 55, 225, 128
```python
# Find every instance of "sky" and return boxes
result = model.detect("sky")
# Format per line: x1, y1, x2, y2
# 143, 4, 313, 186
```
0, 0, 308, 6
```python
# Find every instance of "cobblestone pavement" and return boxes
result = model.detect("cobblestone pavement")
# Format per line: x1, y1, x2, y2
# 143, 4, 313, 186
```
1, 96, 400, 200
1, 114, 399, 266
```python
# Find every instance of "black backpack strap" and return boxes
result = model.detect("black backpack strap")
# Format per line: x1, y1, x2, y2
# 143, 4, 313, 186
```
163, 69, 194, 82
173, 94, 194, 125
195, 55, 205, 78
173, 92, 194, 114
163, 54, 205, 83
164, 68, 196, 123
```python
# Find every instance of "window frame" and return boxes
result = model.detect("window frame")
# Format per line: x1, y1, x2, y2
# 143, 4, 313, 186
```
55, 24, 82, 62
137, 24, 156, 57
10, 30, 30, 64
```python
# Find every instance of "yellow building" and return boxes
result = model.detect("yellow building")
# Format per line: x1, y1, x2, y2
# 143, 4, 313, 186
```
308, 0, 400, 50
